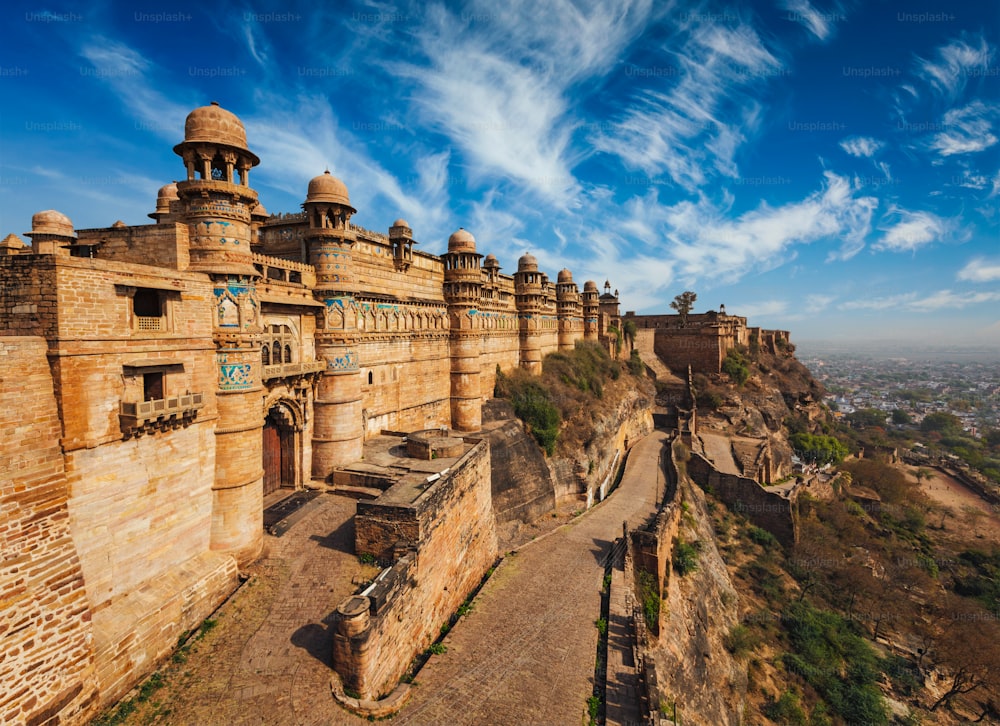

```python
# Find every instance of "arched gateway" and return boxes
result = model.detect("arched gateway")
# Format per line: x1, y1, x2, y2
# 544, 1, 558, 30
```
263, 402, 298, 497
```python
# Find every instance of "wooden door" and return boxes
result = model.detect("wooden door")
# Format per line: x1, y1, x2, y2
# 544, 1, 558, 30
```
262, 419, 281, 496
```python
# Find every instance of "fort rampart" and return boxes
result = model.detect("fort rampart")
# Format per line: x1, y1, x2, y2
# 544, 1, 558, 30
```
332, 439, 498, 704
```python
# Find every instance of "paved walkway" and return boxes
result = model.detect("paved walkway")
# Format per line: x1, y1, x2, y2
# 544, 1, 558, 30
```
112, 430, 667, 725
395, 429, 667, 726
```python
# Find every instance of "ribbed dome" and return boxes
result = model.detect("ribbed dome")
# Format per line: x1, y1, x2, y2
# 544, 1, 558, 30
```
483, 253, 499, 268
448, 227, 476, 253
183, 102, 250, 150
557, 268, 573, 283
30, 210, 75, 237
517, 253, 538, 272
584, 280, 599, 292
306, 170, 352, 206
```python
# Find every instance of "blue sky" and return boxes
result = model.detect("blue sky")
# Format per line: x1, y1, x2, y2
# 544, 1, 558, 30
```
2, 0, 998, 346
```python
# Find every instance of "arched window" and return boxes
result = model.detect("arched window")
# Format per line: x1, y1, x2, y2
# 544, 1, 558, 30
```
284, 345, 292, 364
262, 344, 270, 366
368, 371, 374, 385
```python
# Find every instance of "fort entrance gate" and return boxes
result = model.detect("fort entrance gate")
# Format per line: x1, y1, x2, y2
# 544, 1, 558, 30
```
263, 404, 296, 496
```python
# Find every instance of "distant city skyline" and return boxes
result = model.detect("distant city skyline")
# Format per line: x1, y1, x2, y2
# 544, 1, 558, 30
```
2, 0, 998, 344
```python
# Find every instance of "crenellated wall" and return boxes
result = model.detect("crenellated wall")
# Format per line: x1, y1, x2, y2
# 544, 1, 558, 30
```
332, 439, 498, 701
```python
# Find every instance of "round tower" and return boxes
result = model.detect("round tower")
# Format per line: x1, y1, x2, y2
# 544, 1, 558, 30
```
582, 280, 600, 341
443, 228, 483, 431
515, 253, 545, 374
304, 171, 364, 476
173, 103, 264, 566
173, 102, 260, 276
26, 210, 75, 255
556, 268, 582, 351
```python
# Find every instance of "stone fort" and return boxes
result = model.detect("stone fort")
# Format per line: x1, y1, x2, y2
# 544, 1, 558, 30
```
0, 103, 630, 723
0, 103, 795, 722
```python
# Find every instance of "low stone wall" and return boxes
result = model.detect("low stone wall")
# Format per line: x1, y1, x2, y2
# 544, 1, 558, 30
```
332, 440, 499, 701
686, 451, 797, 547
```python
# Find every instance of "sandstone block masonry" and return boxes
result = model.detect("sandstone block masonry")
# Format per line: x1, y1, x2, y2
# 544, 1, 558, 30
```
0, 338, 99, 726
333, 438, 498, 701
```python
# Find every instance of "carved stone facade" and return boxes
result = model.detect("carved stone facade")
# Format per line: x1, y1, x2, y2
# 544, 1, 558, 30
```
0, 103, 621, 723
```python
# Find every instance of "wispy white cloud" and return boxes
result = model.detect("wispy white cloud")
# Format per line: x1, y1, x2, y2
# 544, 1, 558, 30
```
78, 38, 189, 141
619, 172, 878, 284
739, 299, 789, 319
874, 207, 954, 252
839, 136, 883, 158
840, 289, 1000, 312
958, 257, 1000, 283
396, 0, 653, 206
916, 34, 994, 98
805, 294, 836, 313
782, 0, 840, 41
928, 100, 1000, 157
593, 19, 782, 191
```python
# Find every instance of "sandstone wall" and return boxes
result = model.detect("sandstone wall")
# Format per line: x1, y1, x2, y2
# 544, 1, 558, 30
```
0, 337, 99, 726
333, 441, 498, 699
481, 404, 556, 525
65, 423, 239, 707
77, 222, 190, 271
686, 451, 797, 547
654, 326, 727, 375
358, 335, 452, 436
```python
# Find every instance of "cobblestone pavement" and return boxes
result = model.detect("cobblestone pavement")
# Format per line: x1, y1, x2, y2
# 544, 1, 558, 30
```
395, 430, 667, 726
110, 430, 667, 726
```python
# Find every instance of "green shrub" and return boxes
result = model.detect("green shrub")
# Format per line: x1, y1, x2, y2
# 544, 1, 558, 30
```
722, 348, 750, 386
764, 690, 807, 725
637, 569, 661, 631
724, 624, 759, 659
747, 525, 778, 549
673, 538, 701, 575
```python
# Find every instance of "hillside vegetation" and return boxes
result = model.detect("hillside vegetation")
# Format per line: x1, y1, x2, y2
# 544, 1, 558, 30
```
494, 341, 652, 456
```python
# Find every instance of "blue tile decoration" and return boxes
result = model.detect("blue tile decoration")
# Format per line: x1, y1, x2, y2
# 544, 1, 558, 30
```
326, 350, 358, 372
219, 361, 253, 390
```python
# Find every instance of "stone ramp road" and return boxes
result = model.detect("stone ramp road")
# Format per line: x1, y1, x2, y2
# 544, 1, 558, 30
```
395, 429, 668, 726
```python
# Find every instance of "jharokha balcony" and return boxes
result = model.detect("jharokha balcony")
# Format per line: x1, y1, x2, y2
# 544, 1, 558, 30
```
120, 393, 205, 437
262, 360, 326, 381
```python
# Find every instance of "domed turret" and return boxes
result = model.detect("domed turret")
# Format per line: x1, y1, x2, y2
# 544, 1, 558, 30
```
557, 268, 573, 283
447, 227, 477, 254
26, 210, 75, 255
584, 280, 598, 292
149, 183, 179, 221
176, 101, 258, 163
517, 252, 538, 272
483, 254, 499, 269
306, 170, 353, 209
30, 210, 75, 238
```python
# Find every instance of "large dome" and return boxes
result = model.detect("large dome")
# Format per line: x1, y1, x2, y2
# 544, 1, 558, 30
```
30, 210, 75, 237
447, 227, 477, 254
557, 268, 573, 283
517, 252, 538, 272
183, 102, 249, 150
583, 280, 599, 292
306, 170, 352, 207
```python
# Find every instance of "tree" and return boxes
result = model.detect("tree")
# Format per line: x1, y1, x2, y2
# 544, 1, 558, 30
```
622, 318, 637, 351
891, 409, 913, 425
670, 291, 697, 325
921, 411, 962, 434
